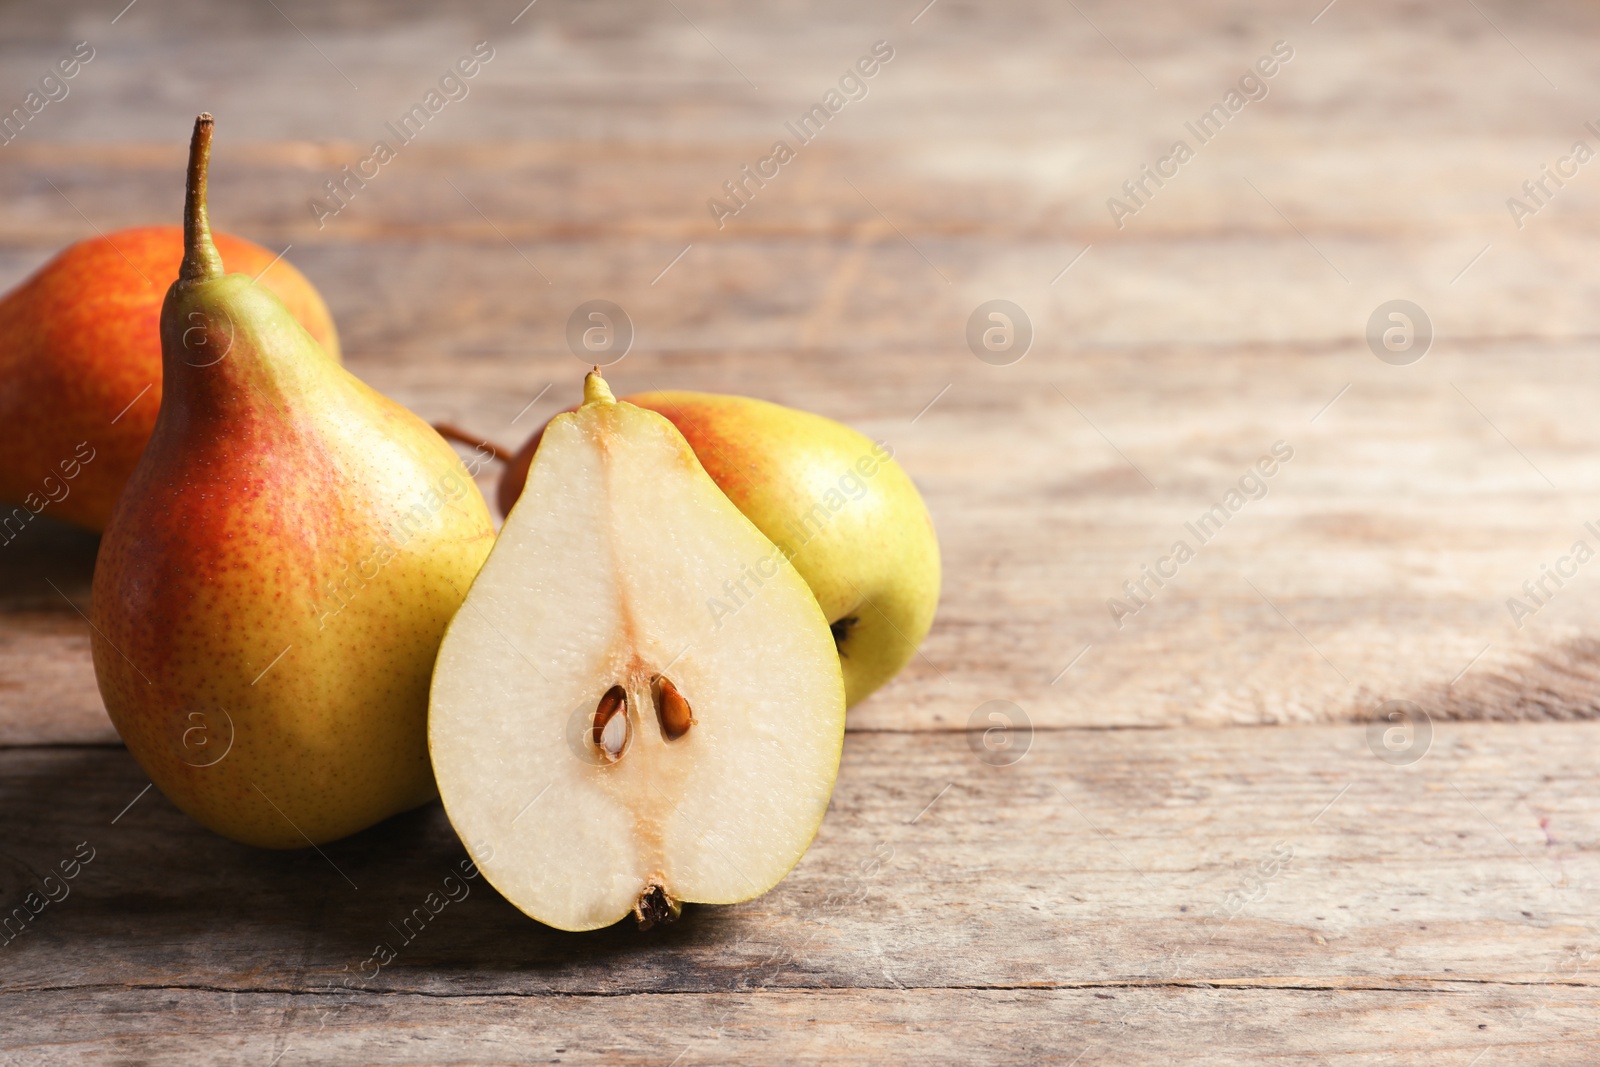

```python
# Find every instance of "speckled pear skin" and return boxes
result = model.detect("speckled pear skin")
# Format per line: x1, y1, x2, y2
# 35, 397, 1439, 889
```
89, 117, 494, 848
0, 226, 341, 532
633, 393, 940, 707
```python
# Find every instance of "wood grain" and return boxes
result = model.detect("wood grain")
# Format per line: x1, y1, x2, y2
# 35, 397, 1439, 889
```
1, 724, 1597, 1062
5, 987, 1598, 1066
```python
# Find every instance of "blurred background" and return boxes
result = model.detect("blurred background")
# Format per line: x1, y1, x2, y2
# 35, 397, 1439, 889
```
6, 0, 1600, 736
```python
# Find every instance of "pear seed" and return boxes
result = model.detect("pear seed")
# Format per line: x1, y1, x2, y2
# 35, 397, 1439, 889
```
593, 685, 629, 761
654, 676, 696, 740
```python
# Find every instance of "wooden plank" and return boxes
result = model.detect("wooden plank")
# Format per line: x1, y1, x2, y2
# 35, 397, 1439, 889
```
0, 520, 107, 744
4, 987, 1597, 1066
1, 723, 1595, 1063
9, 336, 1600, 739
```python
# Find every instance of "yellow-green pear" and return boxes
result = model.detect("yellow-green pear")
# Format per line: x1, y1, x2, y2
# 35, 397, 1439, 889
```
90, 115, 495, 848
491, 391, 940, 706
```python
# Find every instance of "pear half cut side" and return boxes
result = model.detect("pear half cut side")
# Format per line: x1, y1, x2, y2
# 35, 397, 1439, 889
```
429, 374, 847, 932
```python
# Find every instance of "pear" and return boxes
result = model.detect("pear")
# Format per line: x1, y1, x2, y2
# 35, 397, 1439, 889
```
0, 224, 339, 534
90, 115, 495, 848
430, 372, 846, 931
478, 391, 940, 707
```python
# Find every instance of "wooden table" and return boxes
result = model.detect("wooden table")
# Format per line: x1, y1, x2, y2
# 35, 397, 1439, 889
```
3, 0, 1598, 1061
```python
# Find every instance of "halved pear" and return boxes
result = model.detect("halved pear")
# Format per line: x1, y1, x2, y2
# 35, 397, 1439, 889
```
429, 373, 847, 932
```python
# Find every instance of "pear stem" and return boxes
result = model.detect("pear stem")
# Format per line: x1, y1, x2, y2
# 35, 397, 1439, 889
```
432, 423, 512, 463
178, 113, 224, 286
583, 370, 616, 406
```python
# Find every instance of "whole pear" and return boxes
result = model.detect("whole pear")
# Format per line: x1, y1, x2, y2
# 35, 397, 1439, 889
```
492, 391, 939, 707
0, 226, 340, 534
91, 115, 495, 848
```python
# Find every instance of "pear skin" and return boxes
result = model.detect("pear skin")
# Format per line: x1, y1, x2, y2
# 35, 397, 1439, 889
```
494, 391, 940, 707
90, 115, 494, 848
0, 226, 340, 533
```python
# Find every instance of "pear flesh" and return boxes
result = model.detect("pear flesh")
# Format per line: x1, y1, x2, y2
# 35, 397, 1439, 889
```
430, 375, 847, 932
